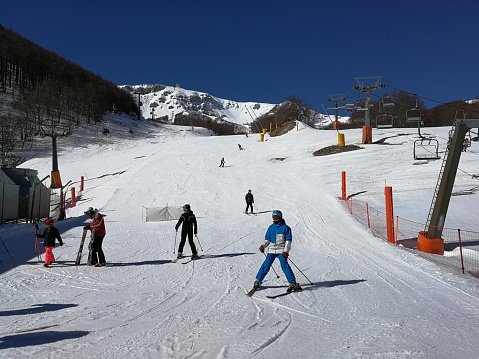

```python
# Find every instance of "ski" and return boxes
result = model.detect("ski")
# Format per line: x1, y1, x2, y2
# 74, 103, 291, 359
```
87, 231, 95, 266
181, 255, 202, 264
266, 289, 302, 299
172, 255, 200, 263
33, 220, 42, 262
74, 229, 88, 265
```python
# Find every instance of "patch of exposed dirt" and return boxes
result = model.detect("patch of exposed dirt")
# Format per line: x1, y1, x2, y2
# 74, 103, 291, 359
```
313, 144, 362, 156
269, 121, 296, 137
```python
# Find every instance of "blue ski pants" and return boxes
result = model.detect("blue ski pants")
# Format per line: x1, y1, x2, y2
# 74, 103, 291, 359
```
256, 253, 296, 283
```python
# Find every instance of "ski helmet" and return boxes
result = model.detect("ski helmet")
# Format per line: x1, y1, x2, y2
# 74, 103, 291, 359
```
183, 204, 191, 211
44, 218, 54, 225
84, 207, 94, 215
272, 210, 282, 219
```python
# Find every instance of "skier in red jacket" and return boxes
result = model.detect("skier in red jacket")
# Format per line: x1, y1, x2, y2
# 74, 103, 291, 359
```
84, 207, 107, 267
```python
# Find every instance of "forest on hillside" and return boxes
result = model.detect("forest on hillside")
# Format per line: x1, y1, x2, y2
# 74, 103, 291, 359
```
0, 25, 137, 157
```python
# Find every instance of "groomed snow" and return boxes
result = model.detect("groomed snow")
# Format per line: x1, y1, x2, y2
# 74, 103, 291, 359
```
1, 115, 478, 358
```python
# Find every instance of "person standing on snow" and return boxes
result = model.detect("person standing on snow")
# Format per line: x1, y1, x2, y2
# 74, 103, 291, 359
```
245, 190, 254, 214
252, 210, 302, 292
175, 204, 199, 260
84, 207, 107, 267
219, 157, 225, 167
37, 218, 63, 267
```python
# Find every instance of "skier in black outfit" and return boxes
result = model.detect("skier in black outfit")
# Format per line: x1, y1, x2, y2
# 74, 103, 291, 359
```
245, 190, 254, 214
175, 204, 199, 259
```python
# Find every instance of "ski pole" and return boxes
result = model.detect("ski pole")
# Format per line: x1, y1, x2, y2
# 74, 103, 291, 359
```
173, 231, 178, 254
195, 234, 203, 251
0, 235, 13, 260
263, 252, 280, 278
288, 257, 313, 285
33, 220, 42, 262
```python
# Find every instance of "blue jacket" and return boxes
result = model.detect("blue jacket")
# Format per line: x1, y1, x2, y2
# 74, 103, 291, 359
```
263, 219, 292, 254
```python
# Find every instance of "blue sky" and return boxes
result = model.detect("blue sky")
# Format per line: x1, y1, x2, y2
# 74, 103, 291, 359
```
1, 0, 478, 112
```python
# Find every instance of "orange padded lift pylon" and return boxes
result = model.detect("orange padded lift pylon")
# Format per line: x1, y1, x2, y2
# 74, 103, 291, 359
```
417, 231, 444, 255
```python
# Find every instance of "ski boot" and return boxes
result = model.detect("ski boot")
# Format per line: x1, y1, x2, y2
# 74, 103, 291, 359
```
287, 280, 302, 292
253, 280, 262, 290
191, 254, 200, 260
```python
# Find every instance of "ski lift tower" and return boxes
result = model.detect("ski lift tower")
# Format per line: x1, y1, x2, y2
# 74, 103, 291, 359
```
352, 76, 385, 144
327, 93, 350, 130
41, 124, 68, 189
418, 116, 479, 255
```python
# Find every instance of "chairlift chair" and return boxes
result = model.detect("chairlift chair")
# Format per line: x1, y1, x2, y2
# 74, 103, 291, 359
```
355, 99, 369, 111
406, 108, 422, 123
376, 114, 394, 129
381, 96, 395, 108
413, 138, 440, 160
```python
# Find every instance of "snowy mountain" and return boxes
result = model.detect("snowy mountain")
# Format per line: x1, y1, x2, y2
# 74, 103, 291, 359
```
120, 84, 276, 127
119, 84, 334, 132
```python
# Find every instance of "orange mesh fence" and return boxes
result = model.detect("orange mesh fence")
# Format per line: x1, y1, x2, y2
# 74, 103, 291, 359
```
342, 198, 479, 275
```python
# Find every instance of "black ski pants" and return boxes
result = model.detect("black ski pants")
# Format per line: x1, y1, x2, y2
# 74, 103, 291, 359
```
178, 231, 197, 255
91, 236, 106, 264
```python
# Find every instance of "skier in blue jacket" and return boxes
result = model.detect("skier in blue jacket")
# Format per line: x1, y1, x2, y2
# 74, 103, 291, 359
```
253, 210, 302, 292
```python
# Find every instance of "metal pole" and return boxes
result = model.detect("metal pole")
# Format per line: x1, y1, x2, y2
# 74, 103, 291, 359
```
195, 234, 203, 251
288, 257, 313, 285
173, 231, 178, 254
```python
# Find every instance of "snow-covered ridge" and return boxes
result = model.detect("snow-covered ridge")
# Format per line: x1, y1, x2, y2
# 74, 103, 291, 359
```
119, 84, 276, 127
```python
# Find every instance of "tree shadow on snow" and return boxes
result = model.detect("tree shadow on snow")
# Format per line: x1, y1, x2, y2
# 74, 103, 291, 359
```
0, 303, 78, 317
0, 330, 89, 349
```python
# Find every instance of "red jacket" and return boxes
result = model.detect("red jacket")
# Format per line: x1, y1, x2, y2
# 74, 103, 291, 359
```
90, 212, 106, 237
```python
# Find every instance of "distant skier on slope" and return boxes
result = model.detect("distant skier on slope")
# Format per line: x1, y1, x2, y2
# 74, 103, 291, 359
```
84, 207, 107, 267
245, 190, 254, 214
37, 218, 63, 267
219, 157, 225, 167
175, 204, 199, 260
252, 210, 302, 292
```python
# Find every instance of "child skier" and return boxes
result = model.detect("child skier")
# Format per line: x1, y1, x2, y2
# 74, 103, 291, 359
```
253, 210, 302, 292
37, 218, 63, 267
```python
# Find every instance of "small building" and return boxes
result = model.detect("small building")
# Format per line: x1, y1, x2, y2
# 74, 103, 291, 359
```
0, 167, 50, 222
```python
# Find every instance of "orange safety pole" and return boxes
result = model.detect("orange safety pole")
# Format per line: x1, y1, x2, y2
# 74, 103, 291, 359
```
384, 186, 395, 243
71, 187, 76, 208
80, 176, 84, 192
341, 171, 347, 200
